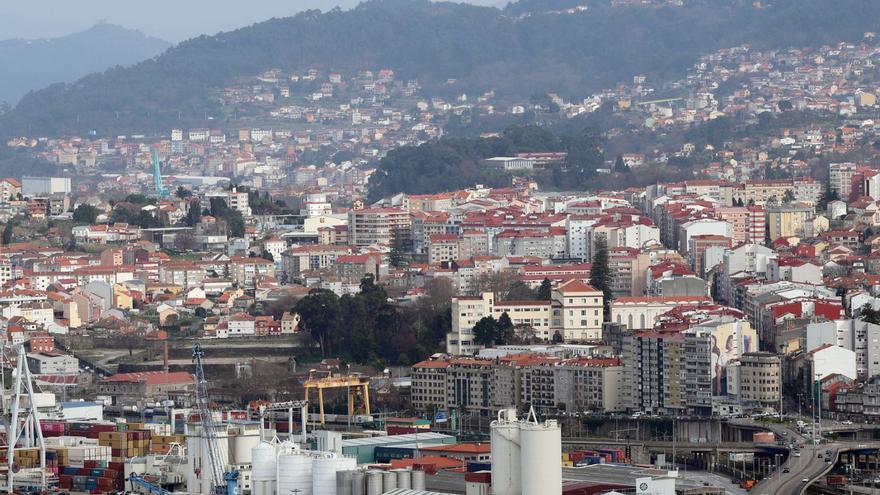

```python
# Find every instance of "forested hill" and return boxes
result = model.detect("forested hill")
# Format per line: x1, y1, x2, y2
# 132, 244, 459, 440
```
0, 23, 170, 105
3, 0, 880, 137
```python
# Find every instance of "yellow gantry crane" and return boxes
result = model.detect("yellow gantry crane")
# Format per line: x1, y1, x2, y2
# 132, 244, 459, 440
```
303, 372, 370, 424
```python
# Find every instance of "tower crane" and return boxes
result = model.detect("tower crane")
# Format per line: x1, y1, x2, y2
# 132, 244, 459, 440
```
151, 148, 169, 198
192, 343, 238, 495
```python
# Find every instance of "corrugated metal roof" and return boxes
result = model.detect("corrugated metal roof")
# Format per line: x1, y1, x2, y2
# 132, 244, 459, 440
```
382, 489, 457, 495
341, 432, 454, 447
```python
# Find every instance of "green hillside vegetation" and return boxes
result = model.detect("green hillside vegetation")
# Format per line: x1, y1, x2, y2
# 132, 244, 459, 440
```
3, 0, 880, 137
367, 124, 603, 200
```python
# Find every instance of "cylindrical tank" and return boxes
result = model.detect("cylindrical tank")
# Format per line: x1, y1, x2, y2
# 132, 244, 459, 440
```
232, 431, 260, 464
382, 471, 397, 492
185, 430, 202, 494
336, 470, 354, 495
520, 419, 562, 495
395, 469, 411, 489
252, 442, 278, 495
313, 455, 358, 495
411, 469, 426, 490
277, 450, 314, 495
366, 470, 383, 495
352, 470, 366, 495
490, 408, 521, 495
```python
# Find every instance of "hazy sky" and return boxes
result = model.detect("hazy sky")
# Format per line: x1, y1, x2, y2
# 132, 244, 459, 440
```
0, 0, 505, 42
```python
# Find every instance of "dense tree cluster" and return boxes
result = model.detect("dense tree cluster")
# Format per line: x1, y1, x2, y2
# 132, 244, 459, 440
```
473, 313, 515, 347
208, 198, 245, 238
3, 0, 879, 137
367, 125, 604, 200
293, 276, 452, 366
109, 194, 161, 228
72, 203, 100, 224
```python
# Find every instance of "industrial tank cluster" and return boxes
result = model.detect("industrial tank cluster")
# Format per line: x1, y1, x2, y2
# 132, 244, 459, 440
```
251, 441, 425, 495
490, 407, 562, 495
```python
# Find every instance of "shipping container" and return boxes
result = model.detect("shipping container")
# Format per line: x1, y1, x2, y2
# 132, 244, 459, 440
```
827, 475, 847, 486
753, 432, 776, 443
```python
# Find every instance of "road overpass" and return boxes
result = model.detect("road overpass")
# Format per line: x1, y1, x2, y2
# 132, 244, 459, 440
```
729, 418, 880, 495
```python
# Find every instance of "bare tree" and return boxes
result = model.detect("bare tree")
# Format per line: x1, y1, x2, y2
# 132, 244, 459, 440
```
470, 270, 536, 301
174, 229, 198, 251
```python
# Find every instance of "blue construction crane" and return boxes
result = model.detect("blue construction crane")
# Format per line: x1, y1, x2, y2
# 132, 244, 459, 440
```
193, 343, 239, 495
151, 148, 169, 198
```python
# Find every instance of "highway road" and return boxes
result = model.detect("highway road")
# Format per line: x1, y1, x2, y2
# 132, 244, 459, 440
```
733, 418, 848, 495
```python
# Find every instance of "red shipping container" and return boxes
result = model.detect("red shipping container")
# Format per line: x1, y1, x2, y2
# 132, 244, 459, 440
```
753, 432, 776, 443
414, 462, 437, 475
465, 472, 491, 483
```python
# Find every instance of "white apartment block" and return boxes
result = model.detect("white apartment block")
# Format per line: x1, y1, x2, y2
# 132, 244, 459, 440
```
446, 279, 603, 355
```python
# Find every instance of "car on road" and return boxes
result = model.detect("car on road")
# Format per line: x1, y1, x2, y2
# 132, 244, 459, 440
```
817, 454, 823, 459
793, 452, 801, 457
783, 468, 790, 473
842, 420, 853, 425
802, 478, 810, 482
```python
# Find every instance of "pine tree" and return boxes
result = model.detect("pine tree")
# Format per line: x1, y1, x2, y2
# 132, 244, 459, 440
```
185, 200, 202, 226
497, 312, 514, 344
537, 278, 552, 300
590, 233, 613, 320
2, 223, 12, 245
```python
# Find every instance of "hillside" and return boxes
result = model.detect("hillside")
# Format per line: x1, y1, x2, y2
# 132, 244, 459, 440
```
0, 23, 170, 105
2, 0, 880, 137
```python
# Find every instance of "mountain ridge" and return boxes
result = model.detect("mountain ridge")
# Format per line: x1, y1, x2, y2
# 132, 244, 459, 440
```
0, 23, 170, 105
2, 0, 880, 138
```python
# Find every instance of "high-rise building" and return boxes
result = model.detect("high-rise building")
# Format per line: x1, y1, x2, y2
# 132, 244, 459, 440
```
737, 352, 781, 410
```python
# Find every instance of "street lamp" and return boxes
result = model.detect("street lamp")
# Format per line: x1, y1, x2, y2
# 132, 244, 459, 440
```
777, 344, 785, 417
814, 371, 822, 444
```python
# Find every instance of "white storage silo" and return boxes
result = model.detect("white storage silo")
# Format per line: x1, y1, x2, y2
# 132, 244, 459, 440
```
277, 449, 314, 495
395, 469, 411, 489
252, 442, 278, 495
382, 471, 397, 492
366, 470, 383, 495
185, 429, 203, 493
411, 469, 426, 490
313, 454, 358, 495
352, 470, 366, 495
520, 418, 561, 495
394, 469, 411, 489
490, 408, 521, 495
336, 470, 354, 495
232, 430, 261, 464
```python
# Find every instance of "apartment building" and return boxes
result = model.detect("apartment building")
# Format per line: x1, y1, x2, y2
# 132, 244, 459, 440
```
766, 203, 814, 240
411, 355, 624, 417
230, 256, 276, 289
158, 262, 206, 290
282, 245, 352, 280
622, 329, 713, 416
550, 280, 604, 341
348, 207, 412, 247
445, 279, 604, 355
828, 162, 859, 199
427, 234, 460, 264
737, 352, 781, 410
